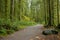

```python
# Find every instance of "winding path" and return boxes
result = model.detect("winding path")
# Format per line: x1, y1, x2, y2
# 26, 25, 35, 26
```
1, 24, 60, 40
2, 24, 43, 40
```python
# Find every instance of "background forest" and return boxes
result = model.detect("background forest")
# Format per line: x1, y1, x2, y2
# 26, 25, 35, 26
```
0, 0, 60, 36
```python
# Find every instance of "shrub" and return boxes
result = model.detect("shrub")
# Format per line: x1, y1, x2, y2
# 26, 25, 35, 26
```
0, 28, 7, 35
0, 18, 36, 36
6, 30, 14, 34
19, 20, 36, 26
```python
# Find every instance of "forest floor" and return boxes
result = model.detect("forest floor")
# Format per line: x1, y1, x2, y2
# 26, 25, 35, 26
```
0, 24, 60, 40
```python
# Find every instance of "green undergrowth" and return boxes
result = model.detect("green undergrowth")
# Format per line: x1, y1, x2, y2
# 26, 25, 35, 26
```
0, 19, 36, 36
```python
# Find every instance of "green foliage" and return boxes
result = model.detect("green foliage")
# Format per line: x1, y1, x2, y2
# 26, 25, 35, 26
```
0, 18, 36, 36
0, 19, 16, 35
22, 15, 31, 21
19, 20, 36, 26
0, 28, 7, 36
6, 30, 14, 34
0, 18, 11, 25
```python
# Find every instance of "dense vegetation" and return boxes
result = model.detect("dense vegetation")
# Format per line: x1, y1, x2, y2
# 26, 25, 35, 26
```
0, 0, 60, 36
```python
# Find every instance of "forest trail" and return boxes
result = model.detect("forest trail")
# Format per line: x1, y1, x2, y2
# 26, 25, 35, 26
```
1, 24, 60, 40
1, 24, 44, 40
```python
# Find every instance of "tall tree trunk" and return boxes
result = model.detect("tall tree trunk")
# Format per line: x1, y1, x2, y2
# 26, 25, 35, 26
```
47, 0, 52, 26
43, 0, 47, 25
57, 0, 59, 24
10, 0, 14, 21
18, 0, 21, 20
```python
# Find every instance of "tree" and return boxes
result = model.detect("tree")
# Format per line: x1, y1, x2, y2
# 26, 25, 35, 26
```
44, 0, 59, 27
10, 0, 14, 21
57, 0, 59, 24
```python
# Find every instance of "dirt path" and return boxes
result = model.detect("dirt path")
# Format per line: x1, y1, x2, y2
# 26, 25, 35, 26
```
1, 24, 43, 40
1, 24, 60, 40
